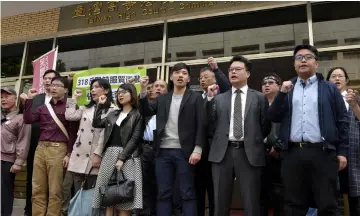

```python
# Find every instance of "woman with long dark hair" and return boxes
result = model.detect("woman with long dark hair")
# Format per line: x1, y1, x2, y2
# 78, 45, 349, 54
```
327, 67, 360, 215
64, 78, 115, 196
91, 83, 143, 216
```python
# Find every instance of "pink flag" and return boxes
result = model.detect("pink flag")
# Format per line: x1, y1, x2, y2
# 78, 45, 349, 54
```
32, 47, 58, 93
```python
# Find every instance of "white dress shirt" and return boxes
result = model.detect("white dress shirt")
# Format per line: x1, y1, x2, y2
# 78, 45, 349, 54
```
341, 90, 349, 111
229, 85, 248, 141
143, 115, 156, 141
116, 112, 128, 126
45, 94, 52, 104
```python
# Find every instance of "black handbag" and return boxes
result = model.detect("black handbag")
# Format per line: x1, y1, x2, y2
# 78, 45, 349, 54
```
99, 169, 135, 207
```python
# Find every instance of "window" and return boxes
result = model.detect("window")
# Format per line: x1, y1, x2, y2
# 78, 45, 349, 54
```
167, 5, 308, 61
56, 24, 163, 72
1, 43, 24, 78
312, 2, 360, 48
318, 49, 360, 81
24, 39, 53, 75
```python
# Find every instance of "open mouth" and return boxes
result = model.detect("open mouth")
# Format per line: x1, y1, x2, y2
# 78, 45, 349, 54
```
155, 91, 161, 95
230, 75, 237, 79
335, 81, 341, 86
119, 97, 124, 102
177, 79, 184, 83
299, 64, 308, 69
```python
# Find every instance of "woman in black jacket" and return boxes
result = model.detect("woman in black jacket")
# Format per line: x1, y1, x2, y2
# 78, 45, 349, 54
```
91, 83, 143, 216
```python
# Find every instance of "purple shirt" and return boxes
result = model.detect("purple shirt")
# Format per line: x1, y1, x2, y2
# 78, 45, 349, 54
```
23, 97, 78, 153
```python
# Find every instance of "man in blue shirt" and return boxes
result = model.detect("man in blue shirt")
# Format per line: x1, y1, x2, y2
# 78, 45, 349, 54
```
268, 44, 349, 216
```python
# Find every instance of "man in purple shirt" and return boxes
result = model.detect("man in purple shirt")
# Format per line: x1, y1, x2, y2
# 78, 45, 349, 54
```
23, 76, 78, 216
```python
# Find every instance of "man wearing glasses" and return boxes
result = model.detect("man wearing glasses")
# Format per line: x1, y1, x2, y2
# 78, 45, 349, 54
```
260, 74, 284, 216
206, 55, 271, 216
268, 45, 349, 215
23, 76, 78, 216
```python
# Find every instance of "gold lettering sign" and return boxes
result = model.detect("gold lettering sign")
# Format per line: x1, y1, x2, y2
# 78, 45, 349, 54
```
59, 1, 246, 31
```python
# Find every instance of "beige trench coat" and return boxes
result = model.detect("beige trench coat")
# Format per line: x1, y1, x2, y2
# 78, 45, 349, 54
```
65, 98, 117, 175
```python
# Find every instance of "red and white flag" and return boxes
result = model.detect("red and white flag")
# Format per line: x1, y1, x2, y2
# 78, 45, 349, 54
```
32, 47, 58, 93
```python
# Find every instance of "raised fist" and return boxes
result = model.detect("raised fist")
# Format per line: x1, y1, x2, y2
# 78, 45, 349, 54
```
19, 93, 28, 104
140, 76, 149, 89
127, 77, 136, 84
208, 57, 218, 70
280, 81, 293, 93
68, 72, 76, 80
27, 88, 38, 99
99, 95, 107, 104
72, 89, 83, 100
345, 89, 359, 107
207, 84, 219, 97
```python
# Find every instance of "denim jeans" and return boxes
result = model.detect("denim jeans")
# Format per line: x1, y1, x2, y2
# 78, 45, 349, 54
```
155, 149, 197, 216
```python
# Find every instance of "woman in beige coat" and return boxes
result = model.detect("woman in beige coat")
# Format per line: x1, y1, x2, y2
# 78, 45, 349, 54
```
64, 78, 116, 193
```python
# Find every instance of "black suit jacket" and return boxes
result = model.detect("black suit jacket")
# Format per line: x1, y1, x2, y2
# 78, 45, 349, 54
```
139, 88, 205, 159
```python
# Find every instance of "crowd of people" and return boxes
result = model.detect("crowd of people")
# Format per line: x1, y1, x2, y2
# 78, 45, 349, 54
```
1, 44, 359, 216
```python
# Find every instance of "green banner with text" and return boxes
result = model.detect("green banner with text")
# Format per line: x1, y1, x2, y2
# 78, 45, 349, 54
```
72, 67, 146, 106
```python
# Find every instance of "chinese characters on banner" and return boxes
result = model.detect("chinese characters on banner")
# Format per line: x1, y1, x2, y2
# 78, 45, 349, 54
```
72, 67, 146, 106
32, 47, 58, 93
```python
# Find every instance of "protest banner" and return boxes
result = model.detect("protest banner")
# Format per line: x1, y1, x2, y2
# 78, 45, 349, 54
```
32, 47, 58, 93
72, 67, 147, 106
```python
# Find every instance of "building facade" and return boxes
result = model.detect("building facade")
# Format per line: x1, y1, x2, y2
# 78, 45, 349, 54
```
2, 1, 360, 95
1, 2, 360, 212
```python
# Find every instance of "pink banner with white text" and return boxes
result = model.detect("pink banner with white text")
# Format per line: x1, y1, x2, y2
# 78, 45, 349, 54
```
32, 47, 58, 93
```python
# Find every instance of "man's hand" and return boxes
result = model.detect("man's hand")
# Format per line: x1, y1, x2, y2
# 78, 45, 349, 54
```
337, 156, 347, 171
19, 93, 28, 104
345, 89, 359, 108
140, 76, 149, 93
63, 155, 70, 168
189, 152, 201, 165
92, 154, 102, 168
98, 95, 107, 104
68, 72, 75, 80
269, 147, 279, 158
72, 89, 83, 100
27, 88, 38, 99
127, 77, 136, 84
280, 81, 293, 93
207, 84, 219, 97
115, 160, 124, 170
10, 164, 22, 173
208, 57, 218, 70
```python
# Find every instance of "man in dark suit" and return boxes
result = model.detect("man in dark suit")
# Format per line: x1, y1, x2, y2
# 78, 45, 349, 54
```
20, 69, 61, 216
139, 62, 204, 216
206, 55, 271, 216
196, 57, 230, 216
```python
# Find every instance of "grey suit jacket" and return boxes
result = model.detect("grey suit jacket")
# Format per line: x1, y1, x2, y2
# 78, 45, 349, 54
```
207, 88, 271, 167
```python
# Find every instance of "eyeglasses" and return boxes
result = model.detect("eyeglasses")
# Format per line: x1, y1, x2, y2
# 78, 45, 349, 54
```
50, 84, 64, 88
294, 54, 316, 61
262, 80, 276, 86
330, 74, 345, 79
228, 67, 245, 73
117, 90, 130, 95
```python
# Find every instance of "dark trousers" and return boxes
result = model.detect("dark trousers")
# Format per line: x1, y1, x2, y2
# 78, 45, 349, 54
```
156, 149, 197, 216
260, 155, 284, 216
1, 161, 16, 216
195, 157, 215, 216
140, 144, 157, 215
24, 146, 36, 215
349, 196, 360, 216
212, 146, 262, 216
282, 147, 338, 216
